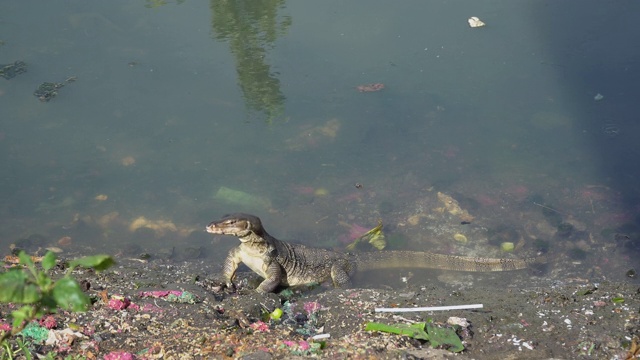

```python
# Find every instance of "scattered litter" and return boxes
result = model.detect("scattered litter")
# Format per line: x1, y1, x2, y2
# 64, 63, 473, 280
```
45, 328, 86, 347
104, 351, 135, 360
312, 333, 330, 340
468, 16, 486, 28
594, 93, 604, 101
0, 322, 10, 332
269, 308, 283, 320
375, 303, 483, 312
20, 322, 50, 343
108, 296, 133, 310
39, 315, 57, 329
446, 317, 470, 328
280, 339, 325, 356
139, 290, 200, 304
249, 321, 270, 332
511, 335, 535, 350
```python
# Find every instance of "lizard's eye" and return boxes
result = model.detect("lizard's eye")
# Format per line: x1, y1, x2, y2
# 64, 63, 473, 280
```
225, 219, 236, 225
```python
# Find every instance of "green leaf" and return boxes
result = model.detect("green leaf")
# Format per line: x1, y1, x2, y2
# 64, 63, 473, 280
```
41, 251, 57, 272
52, 277, 90, 312
11, 305, 36, 329
69, 254, 115, 271
18, 251, 35, 268
426, 321, 464, 353
365, 322, 429, 341
612, 297, 624, 303
35, 270, 53, 289
0, 269, 41, 304
365, 321, 465, 353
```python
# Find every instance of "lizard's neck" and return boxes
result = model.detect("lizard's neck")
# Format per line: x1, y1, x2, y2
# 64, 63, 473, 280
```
239, 230, 278, 246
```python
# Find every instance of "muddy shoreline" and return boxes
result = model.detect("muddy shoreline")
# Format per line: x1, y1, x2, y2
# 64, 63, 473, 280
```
2, 257, 639, 359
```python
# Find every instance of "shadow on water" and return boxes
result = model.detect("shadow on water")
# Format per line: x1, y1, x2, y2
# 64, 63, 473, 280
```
532, 1, 640, 271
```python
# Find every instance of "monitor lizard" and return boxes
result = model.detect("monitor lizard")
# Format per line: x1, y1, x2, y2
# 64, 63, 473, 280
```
206, 213, 544, 294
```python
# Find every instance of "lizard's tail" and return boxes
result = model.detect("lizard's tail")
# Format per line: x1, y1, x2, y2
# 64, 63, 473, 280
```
354, 250, 545, 272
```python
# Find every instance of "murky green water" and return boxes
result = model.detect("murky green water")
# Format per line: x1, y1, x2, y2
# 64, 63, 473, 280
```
1, 1, 639, 286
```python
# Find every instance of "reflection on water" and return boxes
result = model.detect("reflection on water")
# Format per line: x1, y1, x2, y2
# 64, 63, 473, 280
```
211, 0, 291, 123
1, 0, 639, 288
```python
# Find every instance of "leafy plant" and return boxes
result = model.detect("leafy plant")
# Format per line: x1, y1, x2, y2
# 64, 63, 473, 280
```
0, 251, 114, 348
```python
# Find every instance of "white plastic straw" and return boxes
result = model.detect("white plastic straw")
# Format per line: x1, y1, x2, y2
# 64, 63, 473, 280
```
375, 304, 483, 312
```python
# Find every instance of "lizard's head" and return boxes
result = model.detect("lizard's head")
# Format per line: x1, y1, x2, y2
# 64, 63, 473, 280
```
205, 213, 264, 240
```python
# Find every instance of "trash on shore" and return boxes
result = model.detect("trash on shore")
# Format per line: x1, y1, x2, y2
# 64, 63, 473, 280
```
375, 303, 483, 312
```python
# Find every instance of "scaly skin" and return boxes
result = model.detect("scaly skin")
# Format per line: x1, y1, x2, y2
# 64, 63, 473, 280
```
206, 213, 542, 294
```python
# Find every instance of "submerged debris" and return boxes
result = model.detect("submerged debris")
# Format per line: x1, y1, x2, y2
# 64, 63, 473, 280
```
0, 60, 27, 79
34, 82, 65, 102
33, 76, 77, 102
345, 220, 386, 250
437, 192, 475, 222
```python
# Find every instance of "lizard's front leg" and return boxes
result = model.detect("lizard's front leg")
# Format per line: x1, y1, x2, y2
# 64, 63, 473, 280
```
330, 260, 353, 288
223, 247, 243, 289
256, 260, 283, 294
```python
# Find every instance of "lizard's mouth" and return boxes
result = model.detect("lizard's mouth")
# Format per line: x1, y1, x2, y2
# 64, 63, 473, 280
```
205, 223, 249, 237
205, 224, 219, 233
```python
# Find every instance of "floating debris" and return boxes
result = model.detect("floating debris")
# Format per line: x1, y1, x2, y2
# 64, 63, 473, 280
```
121, 156, 136, 166
594, 93, 604, 101
468, 16, 486, 28
356, 83, 385, 92
345, 220, 386, 251
33, 76, 77, 102
0, 60, 27, 79
34, 82, 65, 102
602, 122, 619, 138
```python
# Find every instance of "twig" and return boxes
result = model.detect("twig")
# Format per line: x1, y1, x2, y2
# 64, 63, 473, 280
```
532, 202, 566, 215
315, 215, 329, 224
